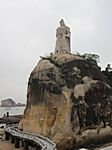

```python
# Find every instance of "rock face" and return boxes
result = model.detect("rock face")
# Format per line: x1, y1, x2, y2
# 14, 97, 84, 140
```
19, 53, 112, 150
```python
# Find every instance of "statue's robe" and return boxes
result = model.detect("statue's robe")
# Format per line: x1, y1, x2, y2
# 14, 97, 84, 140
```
55, 26, 70, 53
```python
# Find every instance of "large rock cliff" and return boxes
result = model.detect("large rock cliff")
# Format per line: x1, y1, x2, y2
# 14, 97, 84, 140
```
19, 53, 112, 149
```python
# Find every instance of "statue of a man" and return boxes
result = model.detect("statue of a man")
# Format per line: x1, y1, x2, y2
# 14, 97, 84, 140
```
55, 19, 71, 54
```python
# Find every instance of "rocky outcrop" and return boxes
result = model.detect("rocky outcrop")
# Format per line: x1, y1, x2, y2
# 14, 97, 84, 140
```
1, 98, 15, 107
19, 53, 112, 150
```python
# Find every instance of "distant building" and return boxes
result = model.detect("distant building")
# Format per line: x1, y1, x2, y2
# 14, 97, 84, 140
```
1, 98, 15, 107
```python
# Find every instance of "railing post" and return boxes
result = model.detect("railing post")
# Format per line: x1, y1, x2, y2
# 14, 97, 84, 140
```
35, 145, 41, 150
21, 140, 24, 147
11, 135, 15, 144
5, 132, 9, 141
23, 141, 29, 150
15, 138, 20, 148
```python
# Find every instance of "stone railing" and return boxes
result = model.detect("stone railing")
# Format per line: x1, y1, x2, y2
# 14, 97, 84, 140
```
5, 124, 57, 150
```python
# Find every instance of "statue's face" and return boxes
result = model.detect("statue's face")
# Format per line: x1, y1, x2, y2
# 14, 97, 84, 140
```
60, 20, 65, 26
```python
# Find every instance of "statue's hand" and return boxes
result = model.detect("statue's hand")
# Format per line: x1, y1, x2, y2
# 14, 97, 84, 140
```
65, 34, 70, 38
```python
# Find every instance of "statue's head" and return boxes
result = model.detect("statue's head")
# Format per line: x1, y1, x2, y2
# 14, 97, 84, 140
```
60, 19, 65, 26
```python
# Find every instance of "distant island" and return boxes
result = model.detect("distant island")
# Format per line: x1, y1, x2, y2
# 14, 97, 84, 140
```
0, 98, 26, 107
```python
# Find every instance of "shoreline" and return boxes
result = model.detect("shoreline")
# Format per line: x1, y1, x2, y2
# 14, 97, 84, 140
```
0, 105, 26, 107
0, 115, 22, 124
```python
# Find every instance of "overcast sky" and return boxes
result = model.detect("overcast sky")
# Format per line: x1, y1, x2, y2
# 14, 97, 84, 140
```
0, 0, 112, 103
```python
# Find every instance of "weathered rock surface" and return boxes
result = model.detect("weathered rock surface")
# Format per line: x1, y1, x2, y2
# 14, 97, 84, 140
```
19, 53, 112, 150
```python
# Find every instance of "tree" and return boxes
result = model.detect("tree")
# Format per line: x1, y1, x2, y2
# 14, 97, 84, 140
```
83, 53, 100, 65
76, 52, 100, 66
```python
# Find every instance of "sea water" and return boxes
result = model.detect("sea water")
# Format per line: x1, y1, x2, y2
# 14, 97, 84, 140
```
0, 106, 25, 118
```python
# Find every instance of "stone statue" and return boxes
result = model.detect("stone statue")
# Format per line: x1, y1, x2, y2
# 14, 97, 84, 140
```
55, 19, 71, 54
